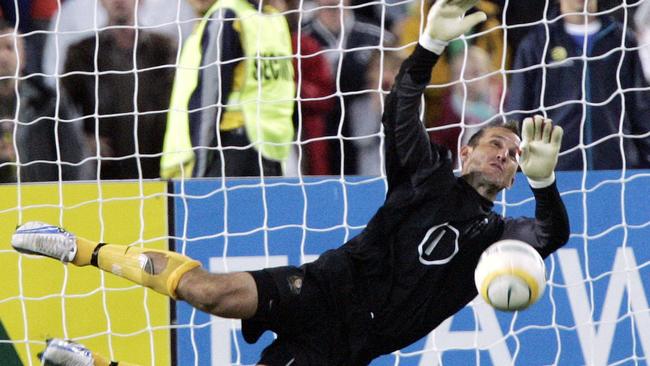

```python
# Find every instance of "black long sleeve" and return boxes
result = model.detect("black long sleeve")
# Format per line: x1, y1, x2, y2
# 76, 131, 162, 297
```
501, 181, 571, 258
382, 45, 444, 190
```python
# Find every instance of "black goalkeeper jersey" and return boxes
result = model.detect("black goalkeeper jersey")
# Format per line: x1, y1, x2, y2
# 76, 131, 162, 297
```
302, 45, 570, 365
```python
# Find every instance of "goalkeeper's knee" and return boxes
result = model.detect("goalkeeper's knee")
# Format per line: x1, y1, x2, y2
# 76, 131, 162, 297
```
93, 244, 201, 299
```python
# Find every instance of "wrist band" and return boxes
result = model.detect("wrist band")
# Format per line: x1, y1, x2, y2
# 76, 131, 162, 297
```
418, 34, 448, 55
527, 172, 555, 189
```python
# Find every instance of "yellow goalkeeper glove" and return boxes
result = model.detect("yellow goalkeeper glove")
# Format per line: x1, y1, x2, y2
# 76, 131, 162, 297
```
519, 115, 564, 188
420, 0, 487, 54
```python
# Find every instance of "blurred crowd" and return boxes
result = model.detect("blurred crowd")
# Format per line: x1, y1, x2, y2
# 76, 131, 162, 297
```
0, 0, 648, 183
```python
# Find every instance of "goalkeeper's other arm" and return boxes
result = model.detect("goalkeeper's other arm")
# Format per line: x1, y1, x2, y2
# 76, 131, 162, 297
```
41, 338, 139, 366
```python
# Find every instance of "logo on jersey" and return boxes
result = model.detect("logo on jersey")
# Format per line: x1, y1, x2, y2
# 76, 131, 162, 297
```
418, 223, 460, 265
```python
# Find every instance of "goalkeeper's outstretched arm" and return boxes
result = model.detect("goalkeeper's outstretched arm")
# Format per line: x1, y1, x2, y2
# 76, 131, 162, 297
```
381, 0, 486, 188
11, 222, 260, 319
501, 115, 570, 257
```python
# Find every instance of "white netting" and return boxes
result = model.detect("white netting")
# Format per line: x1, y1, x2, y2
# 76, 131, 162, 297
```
1, 0, 650, 365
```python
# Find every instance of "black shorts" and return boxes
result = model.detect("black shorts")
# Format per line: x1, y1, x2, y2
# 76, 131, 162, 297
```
243, 266, 348, 365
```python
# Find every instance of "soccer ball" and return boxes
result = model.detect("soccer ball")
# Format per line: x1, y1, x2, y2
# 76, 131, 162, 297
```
474, 239, 546, 311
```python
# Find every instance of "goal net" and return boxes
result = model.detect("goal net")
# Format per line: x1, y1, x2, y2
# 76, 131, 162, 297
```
1, 0, 650, 365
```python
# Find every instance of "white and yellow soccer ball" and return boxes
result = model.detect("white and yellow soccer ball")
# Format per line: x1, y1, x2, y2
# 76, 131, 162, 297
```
474, 239, 546, 311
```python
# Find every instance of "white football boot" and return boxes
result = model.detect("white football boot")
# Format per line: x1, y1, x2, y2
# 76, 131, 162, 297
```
12, 222, 77, 263
41, 338, 94, 366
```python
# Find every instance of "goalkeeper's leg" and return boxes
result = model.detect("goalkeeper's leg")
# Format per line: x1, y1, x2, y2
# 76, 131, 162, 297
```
11, 221, 259, 318
11, 222, 199, 299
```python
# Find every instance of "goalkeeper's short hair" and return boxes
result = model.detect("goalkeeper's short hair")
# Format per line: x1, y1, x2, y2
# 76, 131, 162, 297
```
467, 119, 521, 147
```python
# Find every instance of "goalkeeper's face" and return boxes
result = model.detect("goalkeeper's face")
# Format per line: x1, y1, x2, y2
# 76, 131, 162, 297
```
460, 127, 521, 191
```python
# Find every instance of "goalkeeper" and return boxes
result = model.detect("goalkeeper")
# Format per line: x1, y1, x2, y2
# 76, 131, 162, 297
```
12, 0, 570, 364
